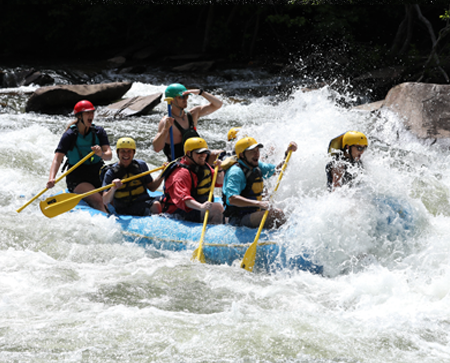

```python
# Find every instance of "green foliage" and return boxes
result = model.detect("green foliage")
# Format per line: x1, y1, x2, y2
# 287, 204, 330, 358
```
440, 10, 450, 21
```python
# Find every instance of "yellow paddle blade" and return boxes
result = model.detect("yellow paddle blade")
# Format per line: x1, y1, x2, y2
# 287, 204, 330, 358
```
191, 247, 206, 263
17, 151, 95, 214
240, 242, 257, 271
39, 193, 82, 218
240, 149, 293, 272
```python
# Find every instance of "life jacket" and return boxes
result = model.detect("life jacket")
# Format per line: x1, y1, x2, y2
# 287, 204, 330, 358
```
62, 124, 102, 171
162, 158, 213, 212
223, 161, 264, 218
326, 156, 363, 191
104, 160, 150, 208
163, 111, 200, 161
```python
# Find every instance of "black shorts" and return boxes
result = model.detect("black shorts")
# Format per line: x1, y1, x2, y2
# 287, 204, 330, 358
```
171, 208, 202, 223
116, 196, 162, 216
228, 213, 253, 227
66, 162, 103, 192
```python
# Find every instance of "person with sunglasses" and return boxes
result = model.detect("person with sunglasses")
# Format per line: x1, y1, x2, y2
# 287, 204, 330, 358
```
326, 131, 368, 192
161, 137, 224, 224
153, 83, 223, 164
222, 137, 298, 229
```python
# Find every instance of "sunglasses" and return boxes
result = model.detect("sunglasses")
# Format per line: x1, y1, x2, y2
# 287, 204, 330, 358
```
355, 146, 367, 152
178, 95, 189, 100
193, 150, 210, 155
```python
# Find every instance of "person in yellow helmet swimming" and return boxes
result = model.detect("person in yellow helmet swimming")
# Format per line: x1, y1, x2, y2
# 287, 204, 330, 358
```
162, 137, 224, 224
102, 137, 165, 216
326, 131, 368, 191
222, 137, 297, 229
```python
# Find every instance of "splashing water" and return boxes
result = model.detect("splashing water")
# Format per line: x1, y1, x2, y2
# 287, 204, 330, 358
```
1, 68, 450, 362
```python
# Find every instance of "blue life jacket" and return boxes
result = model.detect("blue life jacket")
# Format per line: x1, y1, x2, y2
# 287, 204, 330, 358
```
223, 162, 263, 218
65, 124, 102, 167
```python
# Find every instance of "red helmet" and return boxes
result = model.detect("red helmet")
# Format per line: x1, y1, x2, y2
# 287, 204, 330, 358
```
74, 100, 95, 115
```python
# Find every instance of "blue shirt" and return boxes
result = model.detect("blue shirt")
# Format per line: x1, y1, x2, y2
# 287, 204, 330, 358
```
222, 159, 276, 206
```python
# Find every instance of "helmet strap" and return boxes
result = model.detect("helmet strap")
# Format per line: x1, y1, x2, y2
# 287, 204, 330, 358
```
241, 152, 252, 169
77, 113, 86, 129
346, 146, 355, 163
186, 152, 197, 166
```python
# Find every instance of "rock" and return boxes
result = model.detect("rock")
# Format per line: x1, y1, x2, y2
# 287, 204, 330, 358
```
25, 82, 133, 114
0, 68, 53, 88
173, 61, 214, 72
381, 82, 450, 139
353, 100, 384, 112
23, 71, 54, 86
101, 92, 163, 117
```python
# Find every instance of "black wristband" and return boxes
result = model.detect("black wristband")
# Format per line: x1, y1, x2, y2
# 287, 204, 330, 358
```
199, 88, 204, 96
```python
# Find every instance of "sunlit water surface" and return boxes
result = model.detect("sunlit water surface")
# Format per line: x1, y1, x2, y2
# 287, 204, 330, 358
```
1, 66, 450, 362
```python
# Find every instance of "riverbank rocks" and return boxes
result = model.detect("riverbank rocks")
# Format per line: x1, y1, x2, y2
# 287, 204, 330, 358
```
354, 82, 450, 140
382, 82, 450, 139
25, 82, 132, 114
101, 92, 162, 117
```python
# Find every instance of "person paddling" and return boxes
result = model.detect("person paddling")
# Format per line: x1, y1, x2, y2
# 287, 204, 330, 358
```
46, 100, 112, 213
162, 137, 224, 224
153, 83, 223, 164
222, 137, 297, 229
326, 131, 368, 192
102, 137, 165, 216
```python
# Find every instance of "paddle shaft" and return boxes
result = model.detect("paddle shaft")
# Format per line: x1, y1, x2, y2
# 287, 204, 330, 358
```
194, 164, 220, 262
165, 97, 175, 161
16, 151, 95, 213
241, 149, 293, 271
44, 165, 165, 211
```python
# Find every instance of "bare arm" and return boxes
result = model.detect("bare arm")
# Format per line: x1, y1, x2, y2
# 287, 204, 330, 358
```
147, 168, 166, 192
276, 141, 298, 170
330, 167, 344, 192
228, 195, 269, 210
185, 199, 215, 212
187, 89, 223, 125
100, 144, 112, 161
152, 116, 174, 152
209, 158, 225, 186
103, 179, 122, 205
46, 152, 65, 189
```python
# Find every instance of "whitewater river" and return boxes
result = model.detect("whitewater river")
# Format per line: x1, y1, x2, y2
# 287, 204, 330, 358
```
1, 64, 449, 362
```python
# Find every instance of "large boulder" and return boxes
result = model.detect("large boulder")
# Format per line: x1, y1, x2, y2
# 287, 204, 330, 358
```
101, 92, 163, 117
381, 82, 450, 139
25, 82, 133, 114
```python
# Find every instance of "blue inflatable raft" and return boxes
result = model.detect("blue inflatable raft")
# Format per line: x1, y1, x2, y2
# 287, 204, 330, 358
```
72, 192, 324, 275
58, 190, 414, 275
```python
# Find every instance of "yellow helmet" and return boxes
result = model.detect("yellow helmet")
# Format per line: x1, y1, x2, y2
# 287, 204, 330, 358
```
342, 131, 368, 148
227, 127, 241, 141
116, 137, 136, 150
235, 137, 263, 159
184, 137, 209, 154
